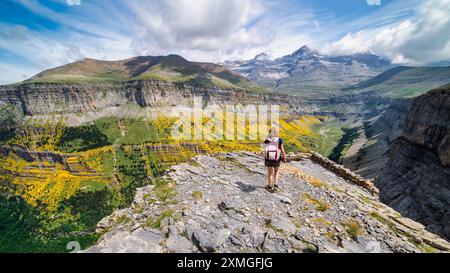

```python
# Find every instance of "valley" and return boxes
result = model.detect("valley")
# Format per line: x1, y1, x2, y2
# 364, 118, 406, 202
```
0, 47, 449, 252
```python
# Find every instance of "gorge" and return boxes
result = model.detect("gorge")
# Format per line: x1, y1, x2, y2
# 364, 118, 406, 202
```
0, 49, 449, 252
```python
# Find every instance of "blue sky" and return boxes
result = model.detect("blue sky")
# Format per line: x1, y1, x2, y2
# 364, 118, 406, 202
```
0, 0, 449, 84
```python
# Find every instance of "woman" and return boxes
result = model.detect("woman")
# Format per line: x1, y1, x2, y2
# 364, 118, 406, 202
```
264, 127, 287, 192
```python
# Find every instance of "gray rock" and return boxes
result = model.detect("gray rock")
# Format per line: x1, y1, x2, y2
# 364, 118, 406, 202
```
219, 198, 243, 211
341, 239, 363, 253
168, 225, 178, 237
166, 235, 194, 253
132, 228, 163, 245
318, 241, 345, 253
270, 215, 297, 234
262, 236, 291, 253
190, 228, 230, 253
87, 152, 450, 253
230, 235, 245, 246
355, 236, 387, 253
279, 195, 292, 205
89, 229, 163, 253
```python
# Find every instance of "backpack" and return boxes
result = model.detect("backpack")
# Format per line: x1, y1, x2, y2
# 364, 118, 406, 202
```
265, 137, 281, 161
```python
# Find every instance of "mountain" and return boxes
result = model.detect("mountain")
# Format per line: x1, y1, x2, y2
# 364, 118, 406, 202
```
344, 66, 450, 98
377, 84, 450, 240
224, 46, 392, 98
23, 54, 263, 91
2, 51, 450, 253
85, 152, 450, 253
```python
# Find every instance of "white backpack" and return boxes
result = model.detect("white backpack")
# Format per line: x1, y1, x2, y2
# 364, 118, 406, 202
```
265, 137, 281, 161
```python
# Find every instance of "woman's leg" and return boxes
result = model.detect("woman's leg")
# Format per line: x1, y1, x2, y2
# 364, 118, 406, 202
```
274, 167, 280, 187
267, 167, 274, 187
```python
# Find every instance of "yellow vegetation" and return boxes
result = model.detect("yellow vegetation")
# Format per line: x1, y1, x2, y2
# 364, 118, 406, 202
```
0, 149, 110, 211
0, 114, 325, 212
281, 164, 327, 188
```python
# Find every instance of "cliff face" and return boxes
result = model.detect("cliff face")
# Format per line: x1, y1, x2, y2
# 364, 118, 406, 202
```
401, 87, 450, 166
345, 99, 411, 179
0, 80, 296, 116
85, 152, 450, 253
377, 85, 450, 240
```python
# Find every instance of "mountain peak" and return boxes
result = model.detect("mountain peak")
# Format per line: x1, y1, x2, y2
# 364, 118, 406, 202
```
291, 45, 313, 57
253, 53, 269, 61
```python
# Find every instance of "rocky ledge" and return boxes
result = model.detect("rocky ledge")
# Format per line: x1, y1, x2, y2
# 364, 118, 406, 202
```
85, 152, 450, 253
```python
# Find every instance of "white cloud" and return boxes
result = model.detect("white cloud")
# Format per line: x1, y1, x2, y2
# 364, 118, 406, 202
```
322, 0, 450, 65
127, 0, 276, 61
1, 0, 450, 85
0, 24, 131, 68
66, 0, 81, 6
0, 62, 39, 85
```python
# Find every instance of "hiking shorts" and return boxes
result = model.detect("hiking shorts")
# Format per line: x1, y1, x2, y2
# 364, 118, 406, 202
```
265, 159, 281, 168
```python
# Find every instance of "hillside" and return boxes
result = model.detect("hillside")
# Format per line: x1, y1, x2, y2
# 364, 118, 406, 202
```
21, 55, 264, 92
85, 152, 450, 253
344, 66, 450, 98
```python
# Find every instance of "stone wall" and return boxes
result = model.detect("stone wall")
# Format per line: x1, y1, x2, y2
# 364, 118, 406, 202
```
287, 152, 379, 195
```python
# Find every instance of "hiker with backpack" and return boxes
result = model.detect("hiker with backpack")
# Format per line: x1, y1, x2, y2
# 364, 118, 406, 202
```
264, 127, 287, 192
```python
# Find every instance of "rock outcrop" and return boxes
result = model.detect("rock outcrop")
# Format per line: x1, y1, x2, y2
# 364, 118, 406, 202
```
85, 152, 450, 253
377, 85, 450, 240
0, 80, 298, 116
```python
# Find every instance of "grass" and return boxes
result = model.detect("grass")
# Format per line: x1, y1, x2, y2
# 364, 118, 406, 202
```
370, 212, 397, 232
267, 223, 285, 233
133, 205, 144, 214
153, 178, 177, 204
420, 244, 437, 254
312, 218, 332, 226
303, 193, 331, 211
93, 117, 123, 144
343, 219, 364, 238
93, 117, 162, 145
308, 176, 327, 188
316, 203, 331, 212
329, 127, 360, 163
119, 118, 160, 145
115, 215, 132, 225
359, 194, 373, 205
22, 77, 124, 84
192, 190, 203, 200
325, 230, 340, 242
346, 66, 450, 99
144, 209, 177, 229
297, 118, 346, 157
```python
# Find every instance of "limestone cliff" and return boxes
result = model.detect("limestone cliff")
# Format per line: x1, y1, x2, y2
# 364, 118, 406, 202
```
377, 85, 450, 240
345, 99, 411, 179
85, 152, 450, 253
0, 80, 297, 116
